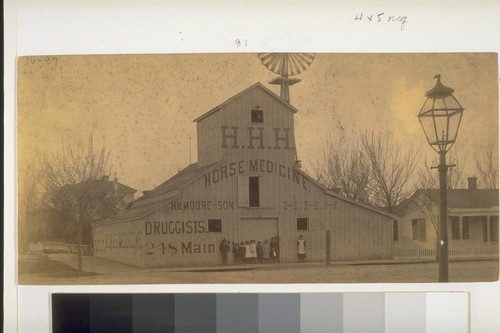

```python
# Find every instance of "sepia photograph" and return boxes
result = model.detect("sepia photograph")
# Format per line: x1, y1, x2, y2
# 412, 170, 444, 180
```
17, 52, 499, 285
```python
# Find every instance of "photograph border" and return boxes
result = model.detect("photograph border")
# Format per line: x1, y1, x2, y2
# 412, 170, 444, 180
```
5, 0, 500, 332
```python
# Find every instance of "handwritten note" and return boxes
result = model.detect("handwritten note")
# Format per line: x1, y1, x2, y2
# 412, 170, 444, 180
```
355, 12, 408, 31
24, 56, 58, 66
234, 39, 248, 48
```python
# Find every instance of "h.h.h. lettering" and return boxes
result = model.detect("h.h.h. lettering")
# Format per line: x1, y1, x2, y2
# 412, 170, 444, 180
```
221, 126, 293, 150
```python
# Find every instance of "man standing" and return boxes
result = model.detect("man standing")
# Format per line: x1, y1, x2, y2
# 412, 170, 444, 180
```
219, 239, 230, 265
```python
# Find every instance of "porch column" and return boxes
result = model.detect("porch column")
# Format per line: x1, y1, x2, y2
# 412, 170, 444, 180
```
459, 216, 463, 241
486, 215, 491, 242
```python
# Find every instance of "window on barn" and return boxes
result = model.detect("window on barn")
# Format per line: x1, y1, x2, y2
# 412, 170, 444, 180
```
412, 218, 426, 241
297, 218, 309, 231
238, 176, 249, 207
393, 220, 399, 241
251, 109, 264, 123
451, 216, 460, 240
208, 219, 222, 232
249, 176, 260, 207
490, 216, 499, 242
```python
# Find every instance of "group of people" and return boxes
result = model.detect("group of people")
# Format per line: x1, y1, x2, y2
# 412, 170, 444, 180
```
219, 235, 307, 265
218, 237, 280, 265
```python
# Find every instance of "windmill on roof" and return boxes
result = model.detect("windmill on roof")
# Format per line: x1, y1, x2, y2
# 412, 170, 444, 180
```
258, 53, 315, 103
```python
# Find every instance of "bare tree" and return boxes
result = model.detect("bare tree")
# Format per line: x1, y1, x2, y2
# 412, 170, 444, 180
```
474, 141, 499, 189
18, 161, 44, 254
361, 131, 420, 213
314, 141, 371, 201
419, 148, 467, 190
410, 148, 466, 261
41, 134, 120, 271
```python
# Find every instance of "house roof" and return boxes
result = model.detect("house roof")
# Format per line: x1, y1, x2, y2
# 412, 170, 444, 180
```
395, 188, 499, 215
99, 179, 137, 193
65, 177, 137, 193
193, 82, 299, 123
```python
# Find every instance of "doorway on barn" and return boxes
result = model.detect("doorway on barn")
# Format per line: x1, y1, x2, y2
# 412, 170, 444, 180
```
239, 218, 279, 245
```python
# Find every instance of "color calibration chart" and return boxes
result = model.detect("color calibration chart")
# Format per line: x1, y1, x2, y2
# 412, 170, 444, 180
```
52, 292, 469, 333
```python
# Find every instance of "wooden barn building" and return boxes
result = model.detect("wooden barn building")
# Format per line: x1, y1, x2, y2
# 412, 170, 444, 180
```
92, 83, 396, 268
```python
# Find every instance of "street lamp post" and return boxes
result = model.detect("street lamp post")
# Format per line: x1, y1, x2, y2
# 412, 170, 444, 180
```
418, 74, 464, 282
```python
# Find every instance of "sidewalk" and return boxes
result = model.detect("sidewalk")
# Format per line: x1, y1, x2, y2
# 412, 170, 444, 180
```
47, 253, 140, 274
47, 253, 498, 275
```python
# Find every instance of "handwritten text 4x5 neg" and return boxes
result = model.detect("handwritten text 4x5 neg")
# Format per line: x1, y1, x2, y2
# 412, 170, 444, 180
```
355, 12, 408, 31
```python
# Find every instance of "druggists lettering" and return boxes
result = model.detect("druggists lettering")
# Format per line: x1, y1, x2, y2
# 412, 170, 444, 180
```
144, 220, 206, 235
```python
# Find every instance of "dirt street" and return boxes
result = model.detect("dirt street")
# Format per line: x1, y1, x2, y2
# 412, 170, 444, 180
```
18, 254, 499, 285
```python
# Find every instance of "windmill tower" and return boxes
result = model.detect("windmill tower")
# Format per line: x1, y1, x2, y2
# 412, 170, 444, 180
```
258, 53, 315, 103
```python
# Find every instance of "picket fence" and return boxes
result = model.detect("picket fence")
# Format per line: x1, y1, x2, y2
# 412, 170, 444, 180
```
394, 241, 499, 258
29, 241, 92, 256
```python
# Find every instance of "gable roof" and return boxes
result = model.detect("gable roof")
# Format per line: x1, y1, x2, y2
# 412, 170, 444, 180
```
396, 188, 499, 215
133, 161, 220, 204
101, 179, 137, 193
99, 199, 176, 224
193, 82, 299, 123
66, 177, 137, 193
97, 162, 221, 224
101, 162, 397, 224
296, 168, 397, 219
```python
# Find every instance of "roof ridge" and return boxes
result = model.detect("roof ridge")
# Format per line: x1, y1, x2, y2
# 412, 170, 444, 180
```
193, 82, 299, 123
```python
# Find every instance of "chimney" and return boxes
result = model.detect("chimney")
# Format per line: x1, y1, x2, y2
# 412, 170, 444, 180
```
358, 189, 368, 203
467, 177, 478, 190
101, 175, 109, 181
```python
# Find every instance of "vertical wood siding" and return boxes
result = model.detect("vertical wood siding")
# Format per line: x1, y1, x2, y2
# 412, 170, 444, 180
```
93, 86, 394, 268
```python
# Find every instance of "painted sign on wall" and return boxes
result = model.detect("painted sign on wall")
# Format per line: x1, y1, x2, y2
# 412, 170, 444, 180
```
221, 126, 293, 150
204, 159, 310, 191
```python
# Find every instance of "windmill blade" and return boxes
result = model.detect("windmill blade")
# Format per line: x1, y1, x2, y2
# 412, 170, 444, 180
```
267, 54, 283, 74
258, 53, 315, 76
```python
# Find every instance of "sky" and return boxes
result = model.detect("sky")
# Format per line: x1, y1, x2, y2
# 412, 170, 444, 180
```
18, 53, 498, 193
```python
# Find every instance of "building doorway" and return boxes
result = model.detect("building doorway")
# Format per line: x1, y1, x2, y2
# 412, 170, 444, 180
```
239, 218, 278, 244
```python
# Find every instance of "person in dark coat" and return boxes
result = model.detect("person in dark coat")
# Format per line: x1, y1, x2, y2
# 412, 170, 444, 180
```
238, 242, 246, 264
256, 241, 264, 264
232, 241, 240, 264
219, 239, 230, 265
